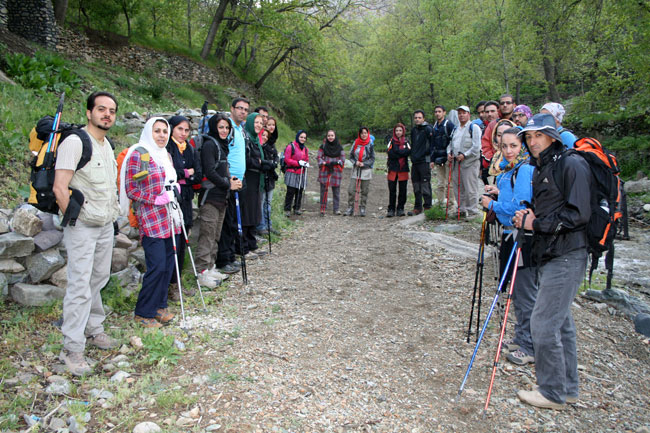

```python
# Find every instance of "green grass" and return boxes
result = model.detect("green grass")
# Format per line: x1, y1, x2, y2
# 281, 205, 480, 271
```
424, 204, 446, 221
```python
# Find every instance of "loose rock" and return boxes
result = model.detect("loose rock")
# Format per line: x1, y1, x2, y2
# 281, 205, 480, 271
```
10, 283, 65, 306
26, 248, 65, 283
11, 208, 43, 237
0, 231, 35, 258
133, 422, 162, 433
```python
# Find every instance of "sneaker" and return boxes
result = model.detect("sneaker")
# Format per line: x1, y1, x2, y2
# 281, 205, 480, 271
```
533, 386, 578, 404
219, 263, 240, 274
59, 350, 93, 376
396, 209, 405, 217
320, 212, 325, 217
244, 251, 258, 260
503, 339, 520, 352
517, 389, 565, 410
344, 207, 353, 216
87, 333, 118, 350
198, 270, 219, 289
134, 315, 163, 328
333, 210, 342, 216
359, 207, 366, 217
207, 266, 228, 281
506, 349, 535, 365
386, 210, 395, 218
293, 209, 302, 215
155, 308, 175, 325
254, 249, 268, 257
284, 210, 291, 217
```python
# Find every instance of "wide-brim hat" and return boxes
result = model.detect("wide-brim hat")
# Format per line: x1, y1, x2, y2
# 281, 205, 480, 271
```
517, 113, 562, 143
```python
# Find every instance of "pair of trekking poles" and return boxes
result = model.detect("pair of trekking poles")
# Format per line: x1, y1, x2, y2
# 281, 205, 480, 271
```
458, 213, 528, 415
353, 166, 362, 216
445, 157, 462, 221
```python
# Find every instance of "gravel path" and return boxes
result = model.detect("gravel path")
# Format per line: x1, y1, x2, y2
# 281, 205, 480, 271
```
176, 157, 650, 433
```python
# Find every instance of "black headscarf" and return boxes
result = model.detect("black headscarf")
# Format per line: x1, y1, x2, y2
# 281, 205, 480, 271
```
294, 130, 307, 150
208, 113, 233, 147
267, 116, 279, 147
167, 115, 190, 148
321, 130, 343, 157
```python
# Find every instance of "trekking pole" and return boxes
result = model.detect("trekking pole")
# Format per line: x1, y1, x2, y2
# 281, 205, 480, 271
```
234, 190, 247, 285
457, 233, 521, 399
445, 159, 453, 220
483, 217, 527, 415
466, 211, 488, 342
457, 160, 462, 221
354, 166, 361, 216
265, 173, 272, 254
321, 169, 332, 215
166, 200, 187, 328
46, 92, 65, 155
176, 204, 207, 311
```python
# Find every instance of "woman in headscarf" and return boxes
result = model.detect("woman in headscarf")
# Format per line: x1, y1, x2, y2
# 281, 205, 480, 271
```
344, 127, 375, 217
487, 119, 517, 179
240, 112, 265, 259
194, 114, 240, 289
283, 130, 309, 217
317, 130, 345, 216
385, 123, 411, 217
165, 115, 201, 301
121, 117, 180, 328
480, 127, 537, 367
257, 116, 279, 234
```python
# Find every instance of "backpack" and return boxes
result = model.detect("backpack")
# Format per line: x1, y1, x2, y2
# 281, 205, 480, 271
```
279, 143, 295, 174
28, 116, 113, 215
555, 137, 623, 290
191, 134, 222, 188
116, 147, 151, 228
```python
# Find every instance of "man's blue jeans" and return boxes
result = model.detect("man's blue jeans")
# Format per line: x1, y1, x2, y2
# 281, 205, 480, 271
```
257, 188, 274, 232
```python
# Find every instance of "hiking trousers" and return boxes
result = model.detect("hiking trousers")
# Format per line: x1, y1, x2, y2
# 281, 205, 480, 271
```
411, 161, 432, 210
196, 202, 227, 272
531, 249, 587, 404
387, 179, 407, 212
347, 178, 370, 209
62, 220, 113, 353
432, 163, 454, 207
451, 158, 480, 213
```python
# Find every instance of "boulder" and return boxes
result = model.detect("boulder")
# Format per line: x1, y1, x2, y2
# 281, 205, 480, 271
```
10, 208, 43, 237
175, 108, 201, 118
116, 216, 130, 231
634, 313, 650, 338
111, 248, 129, 273
0, 273, 7, 296
0, 215, 9, 234
7, 271, 28, 285
38, 212, 57, 231
625, 178, 650, 194
26, 248, 65, 283
33, 230, 64, 252
129, 247, 146, 270
0, 259, 25, 273
50, 266, 68, 288
111, 265, 142, 295
114, 233, 133, 249
10, 283, 65, 306
0, 232, 35, 258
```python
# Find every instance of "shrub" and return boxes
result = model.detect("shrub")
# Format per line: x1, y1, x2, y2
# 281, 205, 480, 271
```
424, 204, 446, 221
3, 51, 82, 94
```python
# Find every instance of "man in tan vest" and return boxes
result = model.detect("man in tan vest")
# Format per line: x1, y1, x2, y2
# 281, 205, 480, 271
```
53, 91, 120, 376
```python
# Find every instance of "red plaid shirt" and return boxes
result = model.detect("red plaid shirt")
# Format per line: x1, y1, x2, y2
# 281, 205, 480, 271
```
317, 148, 345, 187
125, 150, 180, 239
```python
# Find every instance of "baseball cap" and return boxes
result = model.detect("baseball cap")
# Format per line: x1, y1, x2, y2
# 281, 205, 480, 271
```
457, 105, 470, 113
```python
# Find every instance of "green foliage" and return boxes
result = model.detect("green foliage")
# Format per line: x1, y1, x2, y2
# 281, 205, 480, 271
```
141, 332, 181, 366
603, 135, 650, 179
101, 277, 138, 315
424, 204, 447, 221
155, 387, 197, 410
3, 51, 82, 94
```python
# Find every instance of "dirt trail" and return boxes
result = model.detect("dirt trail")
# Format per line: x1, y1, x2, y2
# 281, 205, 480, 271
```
178, 157, 650, 432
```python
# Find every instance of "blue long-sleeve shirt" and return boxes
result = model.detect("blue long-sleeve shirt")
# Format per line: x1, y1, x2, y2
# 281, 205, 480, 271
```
489, 162, 534, 232
228, 119, 246, 179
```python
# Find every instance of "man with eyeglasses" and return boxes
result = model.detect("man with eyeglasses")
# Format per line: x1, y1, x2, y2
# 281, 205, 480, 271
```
498, 93, 515, 121
216, 97, 250, 274
512, 104, 533, 127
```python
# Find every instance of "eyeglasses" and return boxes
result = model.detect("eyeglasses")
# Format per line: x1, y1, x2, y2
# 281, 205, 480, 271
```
500, 101, 514, 105
234, 106, 249, 111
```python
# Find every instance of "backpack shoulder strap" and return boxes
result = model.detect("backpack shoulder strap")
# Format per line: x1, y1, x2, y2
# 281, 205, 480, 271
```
131, 146, 150, 182
63, 129, 93, 171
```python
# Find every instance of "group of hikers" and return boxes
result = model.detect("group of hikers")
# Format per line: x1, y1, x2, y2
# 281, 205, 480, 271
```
52, 90, 591, 412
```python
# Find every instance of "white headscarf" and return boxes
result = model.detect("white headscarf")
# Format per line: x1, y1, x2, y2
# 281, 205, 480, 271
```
119, 117, 176, 216
541, 102, 566, 124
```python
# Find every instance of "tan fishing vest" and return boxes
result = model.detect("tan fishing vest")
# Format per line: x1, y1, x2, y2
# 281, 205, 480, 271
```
68, 128, 119, 226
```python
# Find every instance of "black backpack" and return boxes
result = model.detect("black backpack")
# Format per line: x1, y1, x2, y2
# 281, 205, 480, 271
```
28, 116, 113, 215
279, 143, 295, 174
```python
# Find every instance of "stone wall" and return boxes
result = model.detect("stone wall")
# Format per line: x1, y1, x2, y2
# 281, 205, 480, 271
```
0, 0, 8, 30
7, 0, 57, 49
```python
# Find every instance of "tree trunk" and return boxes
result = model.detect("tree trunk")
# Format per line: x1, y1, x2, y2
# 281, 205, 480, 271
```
254, 45, 298, 89
53, 0, 69, 26
231, 4, 250, 66
151, 6, 157, 38
187, 0, 192, 48
214, 19, 240, 61
121, 1, 131, 37
200, 0, 230, 59
243, 34, 258, 72
542, 38, 561, 101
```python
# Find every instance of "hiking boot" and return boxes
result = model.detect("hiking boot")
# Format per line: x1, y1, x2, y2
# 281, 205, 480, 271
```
533, 386, 578, 404
59, 350, 93, 377
396, 209, 405, 217
207, 266, 228, 281
344, 207, 353, 216
503, 339, 520, 352
517, 389, 565, 410
359, 207, 366, 217
506, 349, 535, 365
284, 210, 291, 217
254, 249, 268, 257
407, 208, 422, 216
198, 270, 219, 289
320, 212, 325, 217
87, 332, 118, 350
244, 251, 258, 260
293, 209, 302, 215
333, 210, 342, 216
386, 209, 395, 218
219, 263, 240, 274
155, 308, 174, 325
134, 315, 163, 328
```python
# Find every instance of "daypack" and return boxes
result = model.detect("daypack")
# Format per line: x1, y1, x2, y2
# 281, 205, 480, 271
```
28, 116, 113, 215
191, 134, 222, 188
555, 137, 623, 290
116, 147, 151, 228
279, 142, 295, 174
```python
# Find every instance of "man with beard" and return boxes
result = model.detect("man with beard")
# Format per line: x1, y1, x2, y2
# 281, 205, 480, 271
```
429, 105, 456, 207
53, 92, 120, 376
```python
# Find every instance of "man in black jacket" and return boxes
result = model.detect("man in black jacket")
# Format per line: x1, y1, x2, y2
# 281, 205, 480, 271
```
409, 110, 434, 215
513, 113, 591, 410
429, 105, 456, 207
